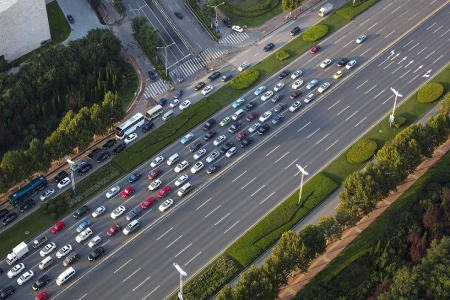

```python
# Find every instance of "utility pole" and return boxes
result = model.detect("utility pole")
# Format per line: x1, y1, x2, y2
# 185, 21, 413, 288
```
389, 87, 403, 128
173, 263, 188, 299
208, 2, 225, 33
157, 42, 175, 78
296, 164, 309, 205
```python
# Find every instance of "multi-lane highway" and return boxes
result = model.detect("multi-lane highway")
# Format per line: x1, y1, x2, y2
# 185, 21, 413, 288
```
1, 0, 449, 299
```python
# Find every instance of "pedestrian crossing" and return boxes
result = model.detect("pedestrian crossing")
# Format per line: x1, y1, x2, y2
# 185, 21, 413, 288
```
219, 32, 250, 45
143, 79, 170, 100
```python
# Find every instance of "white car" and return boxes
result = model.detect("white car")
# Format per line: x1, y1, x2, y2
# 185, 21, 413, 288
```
248, 122, 261, 133
226, 147, 238, 158
291, 70, 302, 79
40, 242, 56, 257
174, 160, 189, 173
259, 111, 272, 122
318, 82, 331, 93
291, 79, 304, 90
213, 135, 227, 146
238, 61, 249, 72
201, 85, 213, 95
40, 188, 55, 201
320, 58, 332, 68
57, 177, 70, 189
106, 186, 120, 199
191, 162, 204, 174
76, 228, 93, 243
111, 205, 126, 219
175, 174, 189, 186
92, 206, 106, 218
289, 101, 302, 112
232, 25, 243, 33
124, 133, 138, 144
148, 179, 162, 191
170, 99, 180, 108
273, 82, 284, 92
206, 150, 220, 163
193, 148, 207, 160
261, 91, 274, 101
159, 199, 174, 212
17, 270, 34, 285
179, 100, 191, 110
151, 156, 164, 168
304, 93, 316, 103
356, 34, 367, 43
56, 244, 73, 258
88, 235, 102, 248
346, 59, 357, 70
7, 263, 25, 278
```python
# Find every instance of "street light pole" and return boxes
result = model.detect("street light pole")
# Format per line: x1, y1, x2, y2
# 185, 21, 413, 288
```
173, 263, 188, 299
65, 156, 77, 196
157, 42, 175, 78
296, 164, 309, 205
208, 2, 225, 33
389, 87, 403, 128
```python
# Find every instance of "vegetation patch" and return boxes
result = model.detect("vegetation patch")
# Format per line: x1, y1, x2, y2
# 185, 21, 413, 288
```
392, 115, 407, 128
276, 50, 290, 61
335, 0, 380, 20
346, 138, 377, 164
229, 69, 260, 89
302, 25, 329, 42
417, 82, 444, 103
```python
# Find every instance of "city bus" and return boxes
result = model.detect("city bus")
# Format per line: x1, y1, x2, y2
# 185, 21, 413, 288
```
8, 176, 48, 207
115, 113, 145, 139
146, 105, 164, 121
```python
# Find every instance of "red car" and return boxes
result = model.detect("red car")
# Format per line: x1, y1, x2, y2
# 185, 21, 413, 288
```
157, 186, 171, 198
107, 225, 120, 236
148, 168, 162, 180
310, 45, 320, 53
290, 91, 302, 100
236, 131, 247, 142
141, 197, 157, 209
51, 221, 65, 234
36, 292, 49, 300
121, 186, 135, 198
245, 112, 258, 122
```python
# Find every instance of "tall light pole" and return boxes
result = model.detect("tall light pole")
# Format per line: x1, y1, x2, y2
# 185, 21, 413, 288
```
389, 87, 403, 128
65, 156, 77, 196
173, 263, 188, 299
296, 164, 309, 205
157, 42, 175, 78
208, 2, 225, 33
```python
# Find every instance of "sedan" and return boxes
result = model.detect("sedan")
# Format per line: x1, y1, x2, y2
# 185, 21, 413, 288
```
272, 114, 284, 125
36, 292, 49, 300
128, 171, 142, 183
278, 70, 290, 79
259, 111, 272, 122
159, 199, 174, 212
194, 82, 206, 91
174, 11, 183, 19
40, 243, 56, 257
141, 197, 156, 209
174, 160, 189, 173
240, 137, 254, 148
73, 205, 89, 219
175, 174, 189, 186
245, 100, 257, 111
291, 70, 303, 79
258, 124, 270, 135
67, 14, 75, 24
201, 85, 214, 95
232, 97, 245, 108
306, 79, 319, 90
320, 58, 332, 68
223, 17, 232, 27
208, 71, 221, 81
17, 270, 34, 285
7, 263, 25, 278
274, 102, 287, 113
103, 139, 116, 149
356, 34, 367, 43
106, 186, 121, 199
96, 151, 110, 163
220, 116, 232, 127
248, 122, 261, 133
206, 150, 221, 163
246, 112, 258, 121
318, 82, 331, 93
291, 79, 304, 90
220, 142, 235, 153
174, 89, 183, 99
88, 247, 105, 261
2, 212, 18, 225
304, 93, 316, 103
56, 244, 73, 258
289, 101, 302, 112
254, 86, 267, 96
228, 121, 241, 133
337, 58, 349, 67
179, 100, 191, 110
207, 164, 220, 174
57, 177, 70, 189
290, 26, 301, 35
226, 147, 238, 158
191, 162, 204, 174
107, 225, 121, 236
111, 205, 126, 219
170, 99, 180, 108
310, 45, 320, 53
148, 169, 162, 180
221, 73, 232, 82
263, 43, 275, 51
189, 141, 202, 152
51, 221, 65, 234
333, 70, 343, 79
181, 132, 195, 144
271, 93, 283, 103
121, 186, 136, 198
204, 130, 217, 141
236, 131, 247, 142
76, 220, 92, 233
232, 25, 243, 33
290, 91, 302, 100
124, 133, 138, 144
148, 179, 162, 191
273, 82, 285, 91
76, 228, 93, 243
40, 188, 55, 201
261, 91, 274, 101
157, 186, 172, 198
112, 144, 126, 155
150, 156, 164, 168
238, 61, 249, 71
32, 274, 50, 291
213, 135, 227, 146
346, 59, 357, 70
92, 206, 106, 218
193, 148, 207, 160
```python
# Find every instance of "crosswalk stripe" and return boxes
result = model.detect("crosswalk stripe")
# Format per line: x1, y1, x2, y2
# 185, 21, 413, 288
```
219, 32, 249, 45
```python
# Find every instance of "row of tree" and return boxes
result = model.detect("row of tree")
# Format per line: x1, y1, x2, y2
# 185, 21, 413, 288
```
213, 92, 450, 299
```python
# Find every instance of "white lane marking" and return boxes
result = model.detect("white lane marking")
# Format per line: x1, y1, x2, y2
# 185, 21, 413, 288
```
408, 13, 417, 21
408, 74, 420, 84
392, 65, 402, 74
346, 111, 359, 121
343, 40, 353, 48
433, 54, 443, 64
114, 259, 132, 274
101, 240, 110, 247
185, 252, 201, 266
361, 48, 371, 56
275, 152, 290, 163
325, 140, 339, 151
132, 276, 152, 291
383, 61, 395, 69
383, 95, 394, 104
297, 122, 311, 132
175, 243, 192, 257
416, 46, 427, 56
214, 213, 230, 226
334, 36, 345, 44
355, 117, 367, 127
141, 285, 160, 300
316, 133, 329, 145
398, 9, 409, 18
376, 25, 386, 34
403, 40, 414, 48
337, 106, 349, 116
359, 18, 370, 26
123, 267, 141, 282
385, 30, 395, 38
241, 178, 256, 190
390, 6, 401, 14
232, 170, 247, 182
356, 80, 368, 89
351, 45, 362, 53
205, 205, 221, 218
224, 221, 240, 234
260, 192, 275, 204
399, 70, 411, 79
425, 50, 436, 59
266, 145, 280, 156
79, 294, 88, 300
365, 85, 377, 95
253, 52, 260, 57
409, 43, 420, 51
165, 235, 182, 248
284, 158, 298, 170
367, 22, 378, 30
307, 128, 320, 138
328, 100, 341, 109
383, 3, 393, 9
251, 185, 266, 197
195, 198, 211, 210
156, 227, 173, 240
374, 89, 385, 99
441, 28, 450, 37
426, 22, 437, 30
432, 25, 443, 34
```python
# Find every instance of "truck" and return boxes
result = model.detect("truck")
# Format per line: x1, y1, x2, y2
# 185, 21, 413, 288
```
32, 236, 48, 249
6, 242, 29, 265
318, 3, 333, 17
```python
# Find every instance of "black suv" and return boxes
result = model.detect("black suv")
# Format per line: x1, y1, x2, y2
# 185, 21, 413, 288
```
88, 147, 102, 159
220, 142, 235, 153
32, 274, 50, 291
203, 118, 216, 130
194, 82, 206, 91
0, 208, 9, 219
290, 26, 301, 36
337, 58, 350, 67
141, 122, 154, 133
258, 124, 270, 135
77, 163, 92, 175
113, 144, 126, 155
55, 170, 68, 183
223, 17, 232, 27
96, 151, 110, 163
245, 101, 257, 111
103, 139, 116, 149
228, 121, 241, 133
20, 199, 36, 213
0, 286, 14, 299
2, 213, 18, 226
204, 130, 217, 141
189, 141, 203, 153
73, 205, 89, 219
263, 43, 275, 51
208, 71, 221, 82
278, 70, 290, 79
63, 252, 80, 267
88, 247, 105, 261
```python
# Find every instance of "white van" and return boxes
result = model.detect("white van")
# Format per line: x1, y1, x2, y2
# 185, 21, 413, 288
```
167, 153, 180, 166
123, 220, 140, 235
39, 256, 53, 270
162, 110, 174, 121
232, 109, 244, 121
177, 182, 192, 197
56, 267, 76, 286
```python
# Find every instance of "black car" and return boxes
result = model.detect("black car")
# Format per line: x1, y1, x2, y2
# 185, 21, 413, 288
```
272, 93, 284, 103
0, 286, 14, 299
272, 114, 284, 125
32, 274, 50, 291
88, 147, 102, 159
174, 89, 183, 99
189, 141, 203, 153
290, 91, 302, 100
67, 14, 74, 24
274, 102, 287, 113
207, 164, 220, 174
221, 74, 232, 82
278, 70, 291, 79
263, 43, 275, 51
204, 130, 217, 141
141, 122, 154, 133
228, 121, 241, 133
194, 82, 206, 91
55, 170, 68, 183
258, 124, 270, 135
203, 118, 216, 130
223, 17, 232, 27
103, 139, 116, 149
77, 163, 92, 175
2, 213, 18, 226
0, 208, 8, 220
112, 144, 126, 155
19, 199, 36, 213
148, 71, 157, 82
240, 137, 254, 148
88, 247, 105, 261
208, 71, 221, 81
73, 205, 89, 219
220, 142, 235, 153
174, 11, 183, 19
63, 252, 80, 267
245, 100, 257, 111
290, 26, 301, 36
337, 58, 350, 67
96, 151, 110, 163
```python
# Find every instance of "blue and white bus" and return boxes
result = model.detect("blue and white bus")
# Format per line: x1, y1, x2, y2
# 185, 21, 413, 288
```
115, 113, 145, 139
8, 176, 48, 207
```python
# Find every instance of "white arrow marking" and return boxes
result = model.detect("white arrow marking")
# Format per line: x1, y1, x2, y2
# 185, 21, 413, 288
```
404, 60, 414, 68
422, 69, 432, 77
398, 56, 407, 64
413, 65, 423, 73
387, 50, 395, 59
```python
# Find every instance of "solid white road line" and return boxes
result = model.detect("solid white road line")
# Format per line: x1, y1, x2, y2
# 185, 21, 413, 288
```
175, 243, 192, 257
114, 259, 132, 274
122, 267, 141, 282
224, 221, 240, 234
232, 170, 247, 183
325, 140, 339, 152
185, 252, 202, 266
165, 235, 182, 249
214, 213, 230, 226
355, 117, 367, 127
156, 227, 173, 241
195, 198, 211, 211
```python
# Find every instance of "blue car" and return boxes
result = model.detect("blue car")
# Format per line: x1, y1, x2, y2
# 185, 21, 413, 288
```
159, 98, 167, 106
254, 86, 267, 96
76, 220, 92, 233
181, 133, 195, 145
232, 97, 245, 108
128, 171, 142, 183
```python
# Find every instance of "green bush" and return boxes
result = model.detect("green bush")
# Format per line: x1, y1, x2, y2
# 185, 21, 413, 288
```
335, 0, 380, 20
56, 207, 66, 216
41, 203, 48, 211
276, 50, 290, 61
229, 69, 260, 90
303, 25, 329, 42
346, 138, 377, 164
50, 213, 57, 220
392, 115, 407, 128
417, 82, 444, 103
48, 204, 57, 213
221, 0, 280, 18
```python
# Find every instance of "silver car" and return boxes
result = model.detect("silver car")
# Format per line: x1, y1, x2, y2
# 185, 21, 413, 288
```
206, 150, 221, 163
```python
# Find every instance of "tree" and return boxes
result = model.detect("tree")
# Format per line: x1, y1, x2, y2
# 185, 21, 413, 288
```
282, 0, 302, 12
216, 285, 234, 300
299, 224, 327, 261
26, 138, 51, 173
375, 144, 407, 192
0, 149, 32, 184
436, 92, 450, 116
233, 265, 277, 300
318, 215, 343, 243
391, 133, 422, 174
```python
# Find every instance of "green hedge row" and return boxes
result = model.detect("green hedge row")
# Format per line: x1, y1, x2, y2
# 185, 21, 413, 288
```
417, 82, 444, 103
303, 25, 329, 42
346, 138, 377, 164
229, 69, 260, 89
276, 50, 290, 61
335, 0, 380, 20
222, 0, 280, 18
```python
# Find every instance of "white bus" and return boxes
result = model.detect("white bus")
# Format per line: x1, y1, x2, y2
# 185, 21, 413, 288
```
115, 113, 145, 139
146, 105, 164, 121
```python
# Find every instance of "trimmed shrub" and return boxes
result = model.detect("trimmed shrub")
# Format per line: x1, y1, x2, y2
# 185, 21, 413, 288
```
229, 69, 260, 90
276, 50, 290, 61
392, 115, 407, 128
346, 138, 377, 164
417, 82, 444, 103
335, 0, 380, 20
303, 24, 329, 42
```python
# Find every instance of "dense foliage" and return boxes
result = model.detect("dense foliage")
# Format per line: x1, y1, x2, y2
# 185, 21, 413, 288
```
302, 24, 328, 42
276, 50, 290, 61
417, 82, 444, 103
346, 138, 377, 163
229, 70, 260, 90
